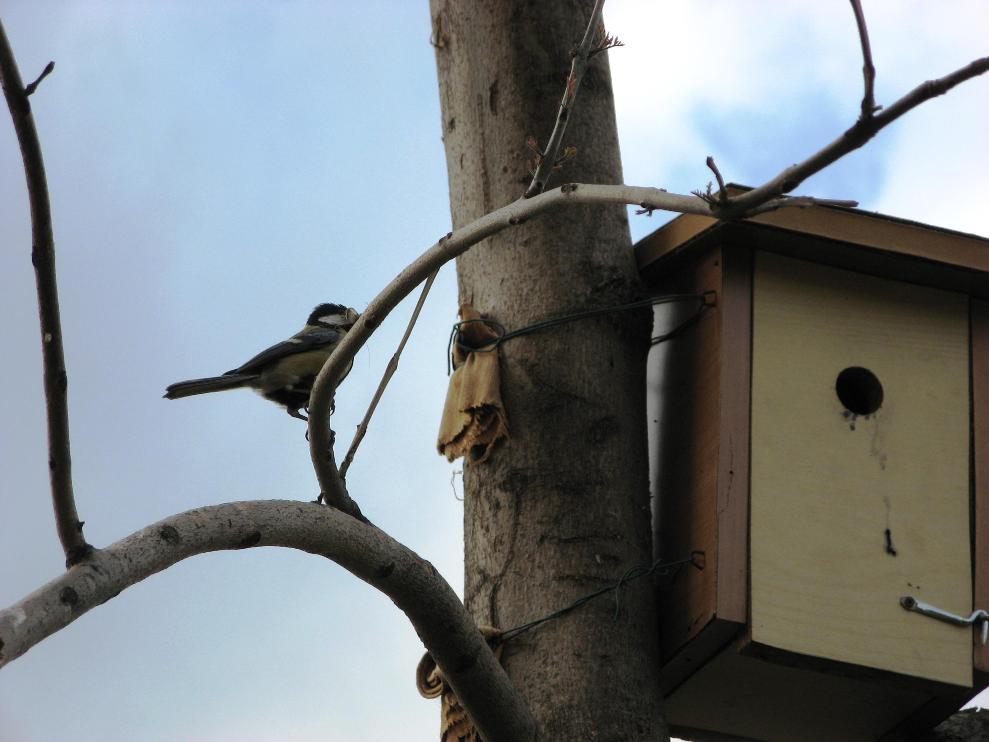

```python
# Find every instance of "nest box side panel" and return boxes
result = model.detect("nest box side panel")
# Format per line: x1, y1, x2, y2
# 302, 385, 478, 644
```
650, 246, 724, 660
749, 252, 971, 687
716, 244, 752, 626
974, 299, 989, 674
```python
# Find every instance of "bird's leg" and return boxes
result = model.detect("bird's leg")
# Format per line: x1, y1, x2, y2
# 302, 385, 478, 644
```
287, 407, 309, 421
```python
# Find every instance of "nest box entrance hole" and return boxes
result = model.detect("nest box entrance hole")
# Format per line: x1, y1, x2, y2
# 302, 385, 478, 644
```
836, 366, 884, 416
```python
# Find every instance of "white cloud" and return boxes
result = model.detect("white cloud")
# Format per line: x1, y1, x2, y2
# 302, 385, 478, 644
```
607, 1, 989, 237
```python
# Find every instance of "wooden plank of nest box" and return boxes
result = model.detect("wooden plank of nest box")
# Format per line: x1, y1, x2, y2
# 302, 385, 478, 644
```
635, 197, 989, 273
748, 252, 972, 687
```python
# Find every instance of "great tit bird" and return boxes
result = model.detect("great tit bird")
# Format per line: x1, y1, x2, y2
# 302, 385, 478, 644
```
164, 303, 360, 420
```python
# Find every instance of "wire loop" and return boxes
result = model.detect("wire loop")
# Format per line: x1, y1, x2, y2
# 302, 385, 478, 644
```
447, 291, 716, 374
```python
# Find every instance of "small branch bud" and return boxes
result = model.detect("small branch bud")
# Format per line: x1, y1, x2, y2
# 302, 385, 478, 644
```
24, 60, 54, 96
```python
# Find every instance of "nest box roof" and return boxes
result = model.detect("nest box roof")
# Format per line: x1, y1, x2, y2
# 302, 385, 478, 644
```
635, 191, 989, 297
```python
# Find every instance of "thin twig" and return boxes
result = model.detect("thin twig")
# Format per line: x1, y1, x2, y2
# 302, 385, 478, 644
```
723, 54, 989, 217
849, 0, 879, 119
692, 155, 728, 207
523, 0, 607, 198
704, 156, 728, 204
0, 21, 90, 565
339, 270, 438, 479
24, 60, 54, 97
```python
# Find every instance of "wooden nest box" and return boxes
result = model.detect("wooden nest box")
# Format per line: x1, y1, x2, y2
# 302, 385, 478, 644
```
636, 201, 989, 741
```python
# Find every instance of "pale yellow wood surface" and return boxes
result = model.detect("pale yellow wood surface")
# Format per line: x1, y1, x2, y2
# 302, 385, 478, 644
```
750, 252, 972, 687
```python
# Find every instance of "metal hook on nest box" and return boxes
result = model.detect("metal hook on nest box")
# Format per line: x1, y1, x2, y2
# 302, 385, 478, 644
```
900, 595, 989, 645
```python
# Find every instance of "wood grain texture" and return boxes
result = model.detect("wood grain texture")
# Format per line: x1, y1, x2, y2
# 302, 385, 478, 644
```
973, 299, 989, 673
750, 252, 972, 687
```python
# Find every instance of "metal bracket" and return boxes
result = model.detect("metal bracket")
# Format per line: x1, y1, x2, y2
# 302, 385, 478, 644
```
900, 596, 989, 645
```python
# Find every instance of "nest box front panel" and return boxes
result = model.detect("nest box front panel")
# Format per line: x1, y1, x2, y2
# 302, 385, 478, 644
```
749, 252, 971, 687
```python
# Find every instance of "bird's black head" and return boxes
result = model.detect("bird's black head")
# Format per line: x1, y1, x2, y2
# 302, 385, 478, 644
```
308, 303, 359, 329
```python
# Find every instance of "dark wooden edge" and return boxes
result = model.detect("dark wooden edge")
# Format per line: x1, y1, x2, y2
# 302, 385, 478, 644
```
660, 616, 743, 696
638, 222, 728, 287
738, 639, 975, 697
973, 299, 989, 673
650, 243, 724, 663
635, 213, 719, 272
740, 222, 989, 298
716, 243, 752, 625
635, 205, 989, 279
879, 691, 974, 742
638, 222, 989, 303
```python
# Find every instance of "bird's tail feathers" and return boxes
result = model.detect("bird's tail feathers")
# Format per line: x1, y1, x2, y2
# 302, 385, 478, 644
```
164, 374, 258, 399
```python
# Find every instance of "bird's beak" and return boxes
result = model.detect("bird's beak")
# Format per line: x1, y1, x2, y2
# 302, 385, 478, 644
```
346, 308, 360, 326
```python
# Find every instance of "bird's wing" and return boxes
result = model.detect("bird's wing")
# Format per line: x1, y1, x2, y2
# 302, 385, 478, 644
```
225, 328, 344, 375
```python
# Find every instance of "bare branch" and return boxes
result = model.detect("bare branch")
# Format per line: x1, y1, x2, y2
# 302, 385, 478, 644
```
0, 500, 537, 742
723, 54, 989, 217
850, 0, 879, 119
339, 270, 438, 479
0, 20, 90, 565
523, 0, 606, 198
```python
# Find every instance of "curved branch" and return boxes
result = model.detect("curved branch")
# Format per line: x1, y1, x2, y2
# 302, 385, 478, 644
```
0, 500, 537, 742
306, 181, 853, 497
0, 20, 89, 564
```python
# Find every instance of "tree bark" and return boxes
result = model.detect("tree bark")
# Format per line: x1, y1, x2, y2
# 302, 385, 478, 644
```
431, 2, 666, 738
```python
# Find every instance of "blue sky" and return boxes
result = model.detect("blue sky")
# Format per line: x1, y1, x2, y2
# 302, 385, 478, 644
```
1, 2, 986, 740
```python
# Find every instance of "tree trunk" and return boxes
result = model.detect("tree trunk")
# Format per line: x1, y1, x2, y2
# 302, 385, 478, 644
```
430, 1, 667, 738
